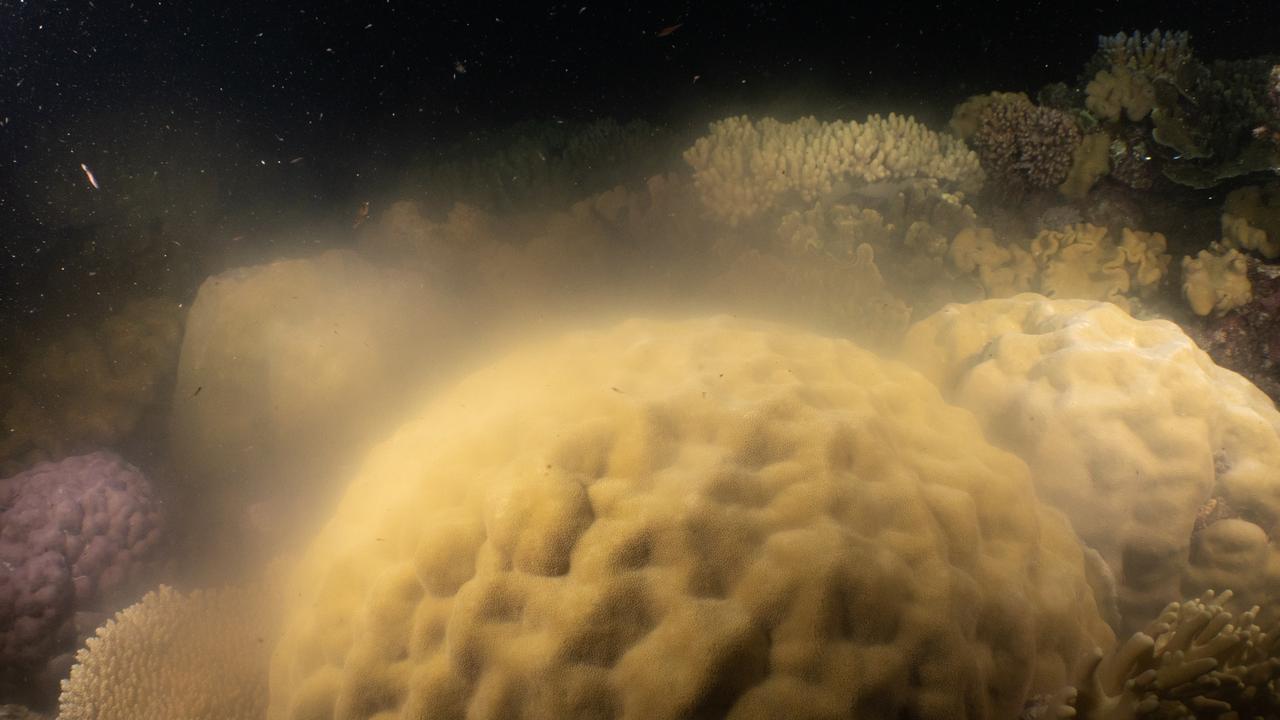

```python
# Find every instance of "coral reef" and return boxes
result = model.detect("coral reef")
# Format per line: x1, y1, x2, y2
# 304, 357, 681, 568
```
1221, 183, 1280, 259
901, 295, 1280, 635
1092, 30, 1193, 82
1181, 246, 1252, 316
1188, 259, 1280, 402
268, 316, 1112, 720
169, 249, 458, 563
971, 95, 1083, 193
0, 297, 184, 474
947, 224, 1169, 311
683, 113, 983, 226
1086, 64, 1156, 123
0, 452, 166, 695
58, 585, 273, 720
1073, 589, 1280, 720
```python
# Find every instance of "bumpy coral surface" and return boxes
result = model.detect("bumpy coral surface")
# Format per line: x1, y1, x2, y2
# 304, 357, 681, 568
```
0, 452, 165, 674
683, 114, 983, 225
971, 95, 1082, 191
269, 316, 1113, 720
0, 297, 184, 474
900, 295, 1280, 635
59, 585, 272, 720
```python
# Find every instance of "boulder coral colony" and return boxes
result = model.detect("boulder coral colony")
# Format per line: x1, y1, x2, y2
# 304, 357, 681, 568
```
1, 28, 1280, 720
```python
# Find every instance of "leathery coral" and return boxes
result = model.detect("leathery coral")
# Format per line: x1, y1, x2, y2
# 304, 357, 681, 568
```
900, 295, 1280, 635
268, 316, 1112, 720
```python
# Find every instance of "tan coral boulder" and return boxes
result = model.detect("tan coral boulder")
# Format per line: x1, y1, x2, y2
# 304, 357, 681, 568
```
900, 294, 1280, 635
169, 249, 459, 566
269, 316, 1111, 720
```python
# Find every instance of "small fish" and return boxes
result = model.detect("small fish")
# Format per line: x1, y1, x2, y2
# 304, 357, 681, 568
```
289, 156, 304, 164
352, 201, 370, 229
454, 60, 467, 74
656, 22, 683, 37
79, 162, 99, 190
192, 385, 203, 397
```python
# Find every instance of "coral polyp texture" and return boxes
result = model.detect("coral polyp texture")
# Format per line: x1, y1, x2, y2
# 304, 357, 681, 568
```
58, 585, 272, 720
970, 95, 1082, 192
900, 295, 1280, 635
268, 316, 1112, 720
0, 452, 165, 678
683, 113, 983, 226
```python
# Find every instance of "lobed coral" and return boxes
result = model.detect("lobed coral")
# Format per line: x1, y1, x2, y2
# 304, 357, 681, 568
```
971, 95, 1083, 192
947, 224, 1170, 311
58, 584, 273, 720
1188, 259, 1280, 403
0, 452, 165, 682
1086, 64, 1156, 123
268, 316, 1112, 720
683, 113, 983, 226
900, 295, 1280, 635
1221, 183, 1280, 259
1181, 246, 1252, 317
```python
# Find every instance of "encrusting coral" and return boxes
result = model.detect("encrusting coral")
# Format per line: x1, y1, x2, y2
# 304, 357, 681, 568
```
683, 113, 983, 226
268, 316, 1113, 720
58, 584, 274, 720
900, 295, 1280, 635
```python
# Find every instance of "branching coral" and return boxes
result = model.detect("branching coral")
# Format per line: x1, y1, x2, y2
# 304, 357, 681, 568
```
268, 316, 1112, 720
971, 95, 1083, 191
1074, 589, 1280, 719
58, 585, 273, 720
683, 113, 983, 225
901, 295, 1280, 635
0, 452, 166, 683
1094, 30, 1193, 82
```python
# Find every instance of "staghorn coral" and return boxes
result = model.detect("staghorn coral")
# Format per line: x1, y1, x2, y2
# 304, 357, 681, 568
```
901, 295, 1280, 635
58, 584, 274, 720
1074, 589, 1280, 720
268, 316, 1112, 720
683, 113, 983, 226
1182, 246, 1252, 317
0, 452, 165, 687
971, 95, 1083, 192
0, 297, 184, 474
1094, 30, 1193, 82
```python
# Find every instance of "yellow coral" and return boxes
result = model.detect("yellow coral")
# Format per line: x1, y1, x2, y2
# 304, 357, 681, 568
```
1085, 64, 1156, 122
683, 113, 984, 225
948, 227, 1036, 297
58, 585, 273, 720
1222, 184, 1280, 259
1058, 133, 1112, 199
269, 316, 1112, 720
1182, 246, 1252, 316
1030, 224, 1169, 311
901, 295, 1280, 634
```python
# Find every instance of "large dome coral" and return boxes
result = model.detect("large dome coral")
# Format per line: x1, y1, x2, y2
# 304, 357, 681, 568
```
268, 316, 1112, 720
899, 294, 1280, 635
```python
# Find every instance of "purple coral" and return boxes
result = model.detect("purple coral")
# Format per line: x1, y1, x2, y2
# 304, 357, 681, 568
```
972, 95, 1082, 193
0, 451, 165, 675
